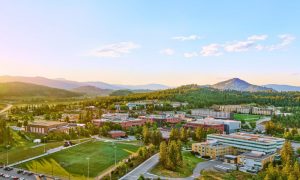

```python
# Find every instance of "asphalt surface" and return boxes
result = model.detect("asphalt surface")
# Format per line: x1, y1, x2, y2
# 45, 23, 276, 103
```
119, 153, 159, 180
0, 167, 38, 180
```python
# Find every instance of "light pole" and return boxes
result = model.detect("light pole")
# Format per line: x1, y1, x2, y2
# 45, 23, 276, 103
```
43, 137, 47, 153
86, 157, 90, 179
6, 145, 10, 167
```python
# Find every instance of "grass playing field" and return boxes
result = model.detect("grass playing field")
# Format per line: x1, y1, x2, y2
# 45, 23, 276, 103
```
17, 141, 139, 179
0, 130, 64, 165
150, 151, 205, 178
233, 113, 262, 122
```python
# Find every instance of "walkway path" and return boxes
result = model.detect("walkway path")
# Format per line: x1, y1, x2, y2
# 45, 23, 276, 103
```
120, 153, 159, 180
0, 104, 13, 114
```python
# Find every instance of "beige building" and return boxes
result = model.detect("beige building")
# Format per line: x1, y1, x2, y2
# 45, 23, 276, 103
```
192, 140, 234, 159
251, 107, 273, 116
26, 121, 68, 134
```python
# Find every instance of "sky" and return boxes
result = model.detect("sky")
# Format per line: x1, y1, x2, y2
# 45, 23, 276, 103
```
0, 0, 299, 86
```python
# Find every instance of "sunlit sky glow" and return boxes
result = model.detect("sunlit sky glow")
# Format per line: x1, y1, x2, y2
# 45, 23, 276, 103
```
0, 0, 299, 86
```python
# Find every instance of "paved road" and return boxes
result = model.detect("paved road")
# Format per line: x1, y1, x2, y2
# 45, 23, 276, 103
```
120, 153, 159, 180
0, 104, 12, 114
255, 116, 271, 132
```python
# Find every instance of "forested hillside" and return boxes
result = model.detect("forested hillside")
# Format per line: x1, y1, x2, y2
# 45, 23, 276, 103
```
81, 85, 300, 108
0, 82, 82, 99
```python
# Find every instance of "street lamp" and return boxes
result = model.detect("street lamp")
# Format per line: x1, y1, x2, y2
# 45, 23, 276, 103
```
6, 144, 10, 166
43, 136, 47, 153
112, 142, 116, 167
86, 157, 90, 179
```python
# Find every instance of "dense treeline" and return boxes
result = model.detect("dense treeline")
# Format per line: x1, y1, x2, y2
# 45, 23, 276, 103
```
80, 85, 300, 109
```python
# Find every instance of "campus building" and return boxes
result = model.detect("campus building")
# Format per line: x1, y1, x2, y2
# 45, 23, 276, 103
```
184, 120, 225, 133
92, 118, 152, 129
191, 109, 233, 119
207, 133, 285, 153
192, 140, 233, 159
108, 130, 126, 139
26, 121, 68, 134
194, 117, 241, 134
238, 151, 276, 171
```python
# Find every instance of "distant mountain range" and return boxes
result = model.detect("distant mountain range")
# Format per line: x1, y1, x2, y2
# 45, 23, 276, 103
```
262, 84, 300, 92
0, 75, 299, 94
0, 82, 81, 98
211, 78, 273, 92
71, 86, 113, 96
0, 76, 170, 90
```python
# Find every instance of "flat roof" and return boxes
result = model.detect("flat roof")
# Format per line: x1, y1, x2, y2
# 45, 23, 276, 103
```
208, 133, 284, 143
29, 121, 67, 126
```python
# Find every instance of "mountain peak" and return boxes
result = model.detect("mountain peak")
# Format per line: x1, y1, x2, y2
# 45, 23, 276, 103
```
211, 78, 273, 92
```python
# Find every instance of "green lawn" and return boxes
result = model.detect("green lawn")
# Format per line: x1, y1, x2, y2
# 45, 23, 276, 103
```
0, 131, 63, 165
0, 141, 63, 165
17, 141, 139, 179
233, 113, 262, 122
150, 151, 205, 178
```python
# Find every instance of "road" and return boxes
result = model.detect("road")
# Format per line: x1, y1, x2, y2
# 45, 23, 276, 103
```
255, 116, 271, 132
0, 104, 12, 114
119, 153, 159, 180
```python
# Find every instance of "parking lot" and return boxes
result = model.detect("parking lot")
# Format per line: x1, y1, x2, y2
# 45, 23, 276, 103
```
0, 166, 42, 180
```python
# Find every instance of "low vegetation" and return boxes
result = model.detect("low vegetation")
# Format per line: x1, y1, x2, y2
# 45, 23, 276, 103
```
151, 151, 204, 178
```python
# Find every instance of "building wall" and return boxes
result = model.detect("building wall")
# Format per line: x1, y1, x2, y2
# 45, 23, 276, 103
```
192, 143, 233, 159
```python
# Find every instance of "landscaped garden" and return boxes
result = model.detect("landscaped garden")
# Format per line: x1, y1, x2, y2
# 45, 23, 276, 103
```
17, 141, 139, 179
150, 151, 205, 178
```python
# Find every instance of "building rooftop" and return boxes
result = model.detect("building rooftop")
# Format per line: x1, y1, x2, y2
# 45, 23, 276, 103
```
29, 121, 67, 127
240, 151, 275, 160
209, 133, 284, 143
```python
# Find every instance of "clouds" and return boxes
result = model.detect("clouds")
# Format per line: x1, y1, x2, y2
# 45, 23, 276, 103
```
184, 34, 295, 58
201, 44, 222, 56
90, 42, 140, 58
160, 48, 175, 56
172, 35, 202, 41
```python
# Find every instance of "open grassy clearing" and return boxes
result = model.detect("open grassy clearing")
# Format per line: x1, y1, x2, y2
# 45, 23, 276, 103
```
150, 151, 205, 178
233, 113, 262, 122
17, 141, 139, 179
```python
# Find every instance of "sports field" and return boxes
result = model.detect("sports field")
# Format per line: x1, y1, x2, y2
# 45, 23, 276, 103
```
17, 141, 139, 179
233, 113, 262, 122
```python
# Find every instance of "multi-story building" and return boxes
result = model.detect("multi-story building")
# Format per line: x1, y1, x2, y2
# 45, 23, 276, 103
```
184, 121, 225, 133
207, 133, 285, 153
92, 118, 152, 129
215, 105, 252, 114
238, 151, 276, 171
195, 117, 241, 134
251, 107, 273, 116
26, 121, 68, 134
192, 140, 233, 159
191, 109, 233, 119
